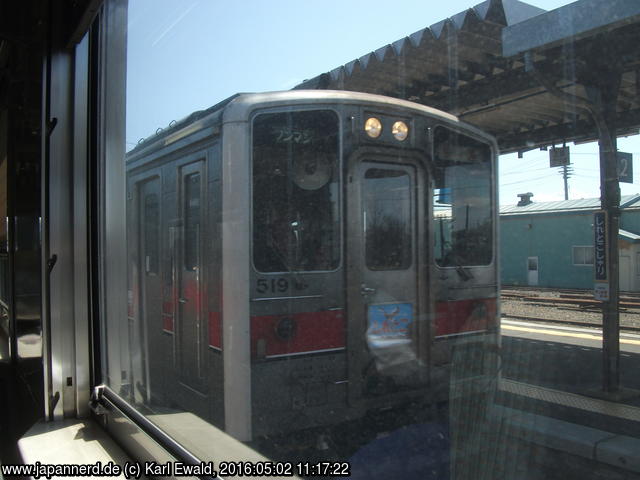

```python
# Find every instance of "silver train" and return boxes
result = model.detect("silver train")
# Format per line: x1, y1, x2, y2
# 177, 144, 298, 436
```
125, 90, 499, 442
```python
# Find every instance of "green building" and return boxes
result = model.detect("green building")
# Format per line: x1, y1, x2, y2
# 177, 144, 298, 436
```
500, 193, 640, 291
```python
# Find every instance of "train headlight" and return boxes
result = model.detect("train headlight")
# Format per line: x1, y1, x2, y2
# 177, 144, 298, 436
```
364, 117, 382, 138
275, 317, 297, 341
392, 121, 409, 141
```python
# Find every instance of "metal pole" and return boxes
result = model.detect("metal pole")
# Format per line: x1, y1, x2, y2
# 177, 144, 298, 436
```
562, 165, 569, 200
588, 73, 621, 394
599, 122, 620, 393
525, 48, 622, 395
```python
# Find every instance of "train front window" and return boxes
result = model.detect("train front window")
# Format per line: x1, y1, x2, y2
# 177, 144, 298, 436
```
433, 128, 493, 267
252, 110, 340, 273
364, 168, 412, 270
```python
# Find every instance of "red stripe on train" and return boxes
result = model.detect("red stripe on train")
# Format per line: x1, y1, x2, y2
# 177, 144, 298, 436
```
250, 310, 345, 358
435, 298, 497, 337
209, 311, 222, 349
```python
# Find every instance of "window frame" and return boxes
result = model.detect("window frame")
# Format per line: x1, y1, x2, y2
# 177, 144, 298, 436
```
249, 107, 344, 275
431, 124, 496, 270
572, 245, 595, 266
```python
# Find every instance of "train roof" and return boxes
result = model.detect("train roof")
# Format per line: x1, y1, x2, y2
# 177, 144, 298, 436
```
126, 90, 496, 163
500, 194, 640, 215
126, 93, 241, 159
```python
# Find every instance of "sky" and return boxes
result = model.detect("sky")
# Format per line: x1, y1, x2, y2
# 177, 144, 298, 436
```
125, 0, 639, 206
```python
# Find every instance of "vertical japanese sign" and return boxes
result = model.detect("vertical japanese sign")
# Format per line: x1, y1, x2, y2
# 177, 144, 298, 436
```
594, 210, 609, 300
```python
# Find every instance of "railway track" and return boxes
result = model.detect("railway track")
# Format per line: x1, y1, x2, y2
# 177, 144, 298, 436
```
502, 290, 640, 309
501, 289, 640, 308
502, 285, 640, 300
501, 313, 640, 333
501, 286, 640, 331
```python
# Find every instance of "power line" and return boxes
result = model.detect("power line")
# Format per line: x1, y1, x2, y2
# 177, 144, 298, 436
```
500, 173, 559, 187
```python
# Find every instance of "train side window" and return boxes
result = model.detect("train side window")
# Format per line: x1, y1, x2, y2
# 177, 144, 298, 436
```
433, 128, 493, 267
363, 168, 412, 270
143, 193, 159, 274
184, 173, 201, 271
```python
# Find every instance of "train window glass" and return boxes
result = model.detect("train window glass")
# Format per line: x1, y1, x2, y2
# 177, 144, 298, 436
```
110, 0, 502, 469
99, 0, 640, 478
363, 168, 412, 270
184, 173, 200, 271
143, 193, 159, 274
252, 110, 340, 273
433, 127, 493, 267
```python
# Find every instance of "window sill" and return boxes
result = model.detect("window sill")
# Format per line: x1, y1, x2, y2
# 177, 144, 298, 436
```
18, 419, 132, 478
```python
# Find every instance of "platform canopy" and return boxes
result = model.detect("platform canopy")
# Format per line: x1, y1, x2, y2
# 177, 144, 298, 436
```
296, 0, 640, 154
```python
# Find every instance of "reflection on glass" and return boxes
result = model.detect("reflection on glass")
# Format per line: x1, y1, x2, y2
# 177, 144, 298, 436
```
109, 1, 536, 478
433, 128, 493, 268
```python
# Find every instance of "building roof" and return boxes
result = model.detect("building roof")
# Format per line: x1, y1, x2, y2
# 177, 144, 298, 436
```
619, 229, 640, 243
297, 0, 640, 154
502, 0, 640, 57
297, 0, 544, 92
500, 194, 640, 215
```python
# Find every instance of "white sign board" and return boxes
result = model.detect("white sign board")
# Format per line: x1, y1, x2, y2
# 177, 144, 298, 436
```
550, 146, 570, 167
594, 282, 610, 301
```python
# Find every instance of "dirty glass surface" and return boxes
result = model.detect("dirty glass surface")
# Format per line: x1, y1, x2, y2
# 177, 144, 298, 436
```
102, 0, 640, 478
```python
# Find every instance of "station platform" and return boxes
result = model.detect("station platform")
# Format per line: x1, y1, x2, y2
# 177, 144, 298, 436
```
486, 379, 640, 479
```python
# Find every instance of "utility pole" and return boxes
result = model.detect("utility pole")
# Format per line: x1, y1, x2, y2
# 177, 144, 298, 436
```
560, 164, 573, 200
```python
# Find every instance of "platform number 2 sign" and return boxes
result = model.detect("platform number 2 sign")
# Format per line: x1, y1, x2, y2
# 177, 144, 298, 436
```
618, 152, 633, 184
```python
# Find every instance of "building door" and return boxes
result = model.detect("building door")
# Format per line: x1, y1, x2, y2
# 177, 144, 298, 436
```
347, 158, 428, 406
527, 256, 539, 286
620, 254, 632, 291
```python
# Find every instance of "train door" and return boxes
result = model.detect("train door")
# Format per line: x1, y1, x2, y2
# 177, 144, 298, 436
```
347, 157, 429, 405
135, 178, 161, 403
177, 161, 207, 396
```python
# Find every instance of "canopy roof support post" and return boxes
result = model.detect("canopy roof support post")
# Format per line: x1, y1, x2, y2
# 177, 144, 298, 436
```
585, 67, 622, 394
525, 50, 623, 394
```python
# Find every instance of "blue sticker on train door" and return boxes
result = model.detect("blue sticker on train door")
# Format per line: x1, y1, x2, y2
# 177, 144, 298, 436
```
367, 303, 413, 340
